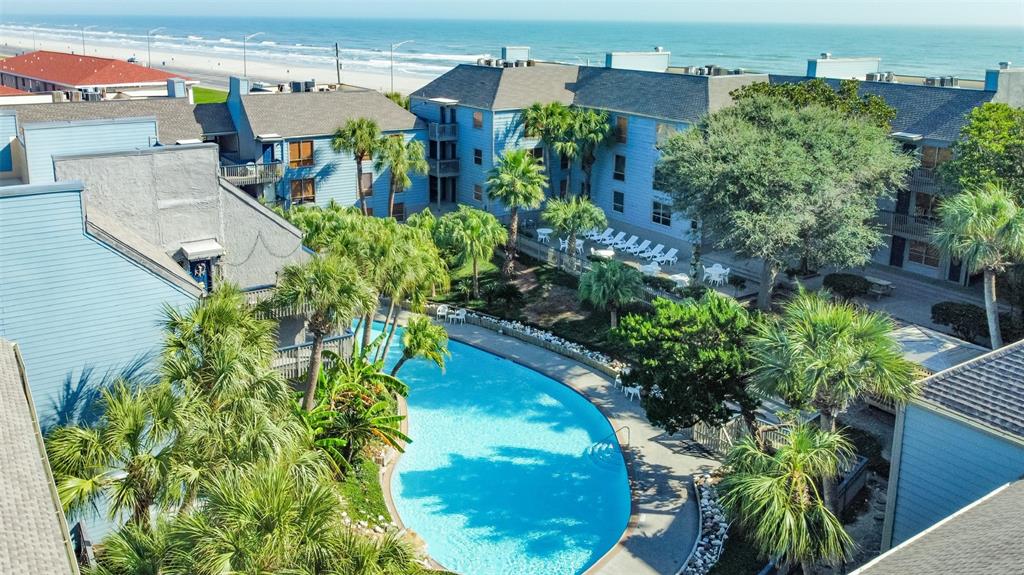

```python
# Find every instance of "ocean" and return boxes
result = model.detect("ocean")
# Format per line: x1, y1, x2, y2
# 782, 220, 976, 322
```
0, 14, 1021, 81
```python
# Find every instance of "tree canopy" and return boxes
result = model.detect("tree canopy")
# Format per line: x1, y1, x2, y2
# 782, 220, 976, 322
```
940, 102, 1024, 197
614, 293, 758, 433
730, 78, 897, 128
655, 95, 914, 309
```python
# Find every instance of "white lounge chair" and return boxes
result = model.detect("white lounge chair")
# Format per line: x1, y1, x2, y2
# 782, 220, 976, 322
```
435, 304, 449, 321
592, 228, 614, 243
654, 248, 679, 266
584, 227, 604, 240
627, 239, 651, 255
613, 235, 638, 250
641, 244, 665, 260
558, 237, 569, 252
602, 231, 626, 246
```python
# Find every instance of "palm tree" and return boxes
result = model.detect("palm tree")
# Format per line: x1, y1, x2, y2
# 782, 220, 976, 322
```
438, 206, 507, 298
332, 118, 382, 215
85, 519, 172, 575
274, 254, 377, 411
486, 149, 548, 277
720, 424, 855, 574
569, 107, 611, 198
47, 380, 180, 529
748, 289, 917, 509
578, 260, 644, 328
933, 183, 1024, 348
294, 400, 350, 477
336, 400, 411, 462
374, 135, 429, 218
542, 196, 607, 258
335, 530, 425, 575
377, 225, 448, 360
523, 101, 571, 186
391, 315, 450, 377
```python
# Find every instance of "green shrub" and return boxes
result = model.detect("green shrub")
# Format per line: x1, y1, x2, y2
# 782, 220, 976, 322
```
482, 280, 524, 309
674, 284, 710, 300
823, 273, 871, 299
643, 275, 677, 292
932, 301, 989, 343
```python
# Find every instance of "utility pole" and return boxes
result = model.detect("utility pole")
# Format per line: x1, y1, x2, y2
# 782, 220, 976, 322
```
335, 42, 342, 84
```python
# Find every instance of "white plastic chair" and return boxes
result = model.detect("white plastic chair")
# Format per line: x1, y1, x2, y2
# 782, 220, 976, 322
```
592, 228, 614, 243
575, 238, 585, 253
613, 235, 638, 250
435, 304, 449, 321
449, 308, 466, 324
623, 386, 641, 401
558, 237, 569, 252
641, 244, 665, 260
655, 248, 679, 266
583, 228, 601, 240
627, 239, 651, 255
602, 231, 626, 246
537, 231, 551, 244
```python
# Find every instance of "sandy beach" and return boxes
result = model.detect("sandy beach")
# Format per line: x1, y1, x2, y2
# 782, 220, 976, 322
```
0, 30, 437, 94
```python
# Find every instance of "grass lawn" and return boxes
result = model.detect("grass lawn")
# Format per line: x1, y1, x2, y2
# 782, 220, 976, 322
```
709, 532, 767, 575
338, 456, 390, 525
193, 86, 228, 104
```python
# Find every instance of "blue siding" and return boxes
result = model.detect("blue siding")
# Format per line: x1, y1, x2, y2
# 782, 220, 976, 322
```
276, 130, 428, 215
890, 403, 1024, 545
0, 187, 197, 428
22, 120, 157, 184
456, 106, 496, 210
0, 112, 16, 172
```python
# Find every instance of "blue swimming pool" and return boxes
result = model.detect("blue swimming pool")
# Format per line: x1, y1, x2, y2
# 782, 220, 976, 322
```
386, 330, 631, 575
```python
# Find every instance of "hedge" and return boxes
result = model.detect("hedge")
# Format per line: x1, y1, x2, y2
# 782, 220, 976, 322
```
931, 301, 1024, 345
823, 273, 871, 299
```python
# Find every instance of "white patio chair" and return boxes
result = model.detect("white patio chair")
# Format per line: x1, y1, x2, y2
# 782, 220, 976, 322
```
558, 237, 569, 252
623, 386, 641, 401
641, 244, 665, 260
450, 308, 466, 324
703, 263, 726, 283
537, 230, 551, 244
613, 235, 638, 250
627, 239, 651, 255
575, 238, 585, 253
592, 228, 614, 243
654, 248, 679, 266
602, 231, 626, 246
435, 304, 449, 321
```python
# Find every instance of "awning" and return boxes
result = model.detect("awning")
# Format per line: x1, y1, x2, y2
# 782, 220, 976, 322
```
179, 238, 224, 260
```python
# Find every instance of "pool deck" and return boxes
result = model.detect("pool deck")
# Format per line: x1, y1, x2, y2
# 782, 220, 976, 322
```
427, 319, 718, 575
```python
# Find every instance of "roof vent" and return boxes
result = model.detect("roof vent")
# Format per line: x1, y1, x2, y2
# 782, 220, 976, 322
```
821, 52, 832, 59
1000, 61, 1013, 70
654, 46, 665, 53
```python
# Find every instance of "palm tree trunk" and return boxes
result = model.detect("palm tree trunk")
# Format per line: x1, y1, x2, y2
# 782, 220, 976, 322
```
610, 307, 619, 329
503, 208, 519, 277
362, 313, 373, 350
388, 177, 397, 218
302, 333, 326, 411
382, 302, 401, 361
472, 255, 480, 298
757, 259, 778, 311
984, 268, 1003, 349
357, 159, 368, 216
390, 354, 410, 377
819, 410, 838, 513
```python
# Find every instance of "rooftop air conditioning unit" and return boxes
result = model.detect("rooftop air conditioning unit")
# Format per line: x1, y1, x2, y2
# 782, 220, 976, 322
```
515, 60, 528, 67
866, 72, 883, 81
477, 58, 487, 66
482, 58, 493, 67
884, 72, 896, 82
925, 77, 940, 86
526, 59, 536, 66
304, 80, 316, 92
69, 90, 83, 102
290, 81, 304, 93
947, 76, 959, 87
83, 91, 102, 102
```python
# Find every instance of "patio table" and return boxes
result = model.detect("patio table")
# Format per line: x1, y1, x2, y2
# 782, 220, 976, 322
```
536, 228, 553, 244
592, 247, 615, 259
669, 273, 690, 287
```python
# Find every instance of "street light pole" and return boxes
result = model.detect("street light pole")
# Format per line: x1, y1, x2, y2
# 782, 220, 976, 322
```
81, 25, 97, 55
147, 27, 165, 68
390, 39, 413, 94
243, 32, 264, 78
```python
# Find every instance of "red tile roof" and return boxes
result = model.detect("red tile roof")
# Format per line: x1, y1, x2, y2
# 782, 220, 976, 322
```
0, 85, 29, 96
0, 51, 185, 88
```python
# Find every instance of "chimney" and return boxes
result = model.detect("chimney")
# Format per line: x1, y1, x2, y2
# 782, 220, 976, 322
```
167, 78, 188, 100
986, 62, 1024, 107
228, 76, 251, 99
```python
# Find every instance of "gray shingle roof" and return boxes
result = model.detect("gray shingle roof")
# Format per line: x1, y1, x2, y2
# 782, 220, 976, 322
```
770, 75, 995, 143
239, 89, 423, 138
411, 63, 715, 122
1, 98, 235, 143
853, 479, 1024, 575
917, 338, 1024, 438
0, 340, 78, 575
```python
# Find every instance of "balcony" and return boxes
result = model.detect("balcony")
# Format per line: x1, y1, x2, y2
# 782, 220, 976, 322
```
428, 122, 458, 141
273, 334, 353, 380
429, 158, 461, 177
219, 161, 284, 187
875, 209, 939, 240
907, 166, 942, 195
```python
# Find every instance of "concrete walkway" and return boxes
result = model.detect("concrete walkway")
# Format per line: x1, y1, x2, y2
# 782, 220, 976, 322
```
440, 321, 718, 575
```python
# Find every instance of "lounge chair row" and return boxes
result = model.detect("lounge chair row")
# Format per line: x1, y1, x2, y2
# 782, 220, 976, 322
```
583, 227, 679, 265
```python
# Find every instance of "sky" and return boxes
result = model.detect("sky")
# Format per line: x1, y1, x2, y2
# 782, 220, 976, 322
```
2, 0, 1023, 27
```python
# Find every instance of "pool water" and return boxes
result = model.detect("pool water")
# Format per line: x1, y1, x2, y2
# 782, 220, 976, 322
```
384, 328, 631, 575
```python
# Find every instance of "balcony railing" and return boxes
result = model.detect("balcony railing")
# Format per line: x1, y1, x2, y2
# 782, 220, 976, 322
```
428, 122, 458, 141
273, 334, 354, 380
219, 161, 284, 186
907, 166, 942, 195
875, 209, 939, 240
245, 286, 315, 319
429, 158, 460, 177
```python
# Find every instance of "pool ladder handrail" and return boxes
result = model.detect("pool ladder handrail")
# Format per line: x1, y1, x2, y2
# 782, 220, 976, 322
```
599, 425, 630, 447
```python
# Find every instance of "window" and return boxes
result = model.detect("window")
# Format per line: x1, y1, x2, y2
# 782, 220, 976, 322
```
652, 200, 672, 226
290, 178, 316, 204
656, 122, 678, 146
473, 111, 483, 129
615, 116, 628, 144
560, 154, 570, 170
474, 148, 483, 165
474, 184, 483, 202
531, 147, 543, 161
914, 192, 939, 219
288, 140, 314, 168
393, 203, 406, 222
613, 191, 624, 213
908, 240, 940, 267
360, 173, 373, 197
559, 179, 568, 198
613, 155, 626, 181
